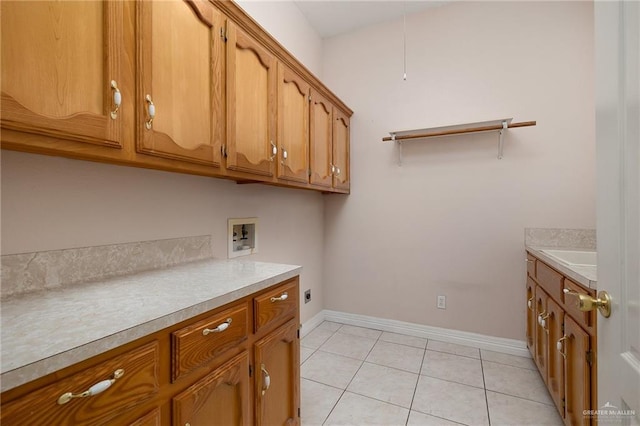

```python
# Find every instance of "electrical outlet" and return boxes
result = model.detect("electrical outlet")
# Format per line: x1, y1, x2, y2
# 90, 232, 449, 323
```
437, 295, 446, 309
304, 289, 311, 304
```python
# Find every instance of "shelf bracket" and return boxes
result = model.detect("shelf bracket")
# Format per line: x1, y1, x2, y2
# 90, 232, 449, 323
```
391, 133, 403, 166
497, 120, 508, 159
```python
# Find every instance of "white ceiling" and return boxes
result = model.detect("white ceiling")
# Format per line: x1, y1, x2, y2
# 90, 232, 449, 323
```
293, 1, 447, 38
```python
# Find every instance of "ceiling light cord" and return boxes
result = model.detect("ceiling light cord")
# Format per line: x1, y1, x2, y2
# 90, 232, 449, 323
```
403, 1, 407, 81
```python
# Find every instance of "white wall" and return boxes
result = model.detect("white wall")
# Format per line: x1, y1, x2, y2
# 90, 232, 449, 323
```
235, 0, 323, 77
0, 2, 325, 324
321, 1, 595, 340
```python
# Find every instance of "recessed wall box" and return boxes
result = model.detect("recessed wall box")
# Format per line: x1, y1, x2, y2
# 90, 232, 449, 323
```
228, 218, 258, 258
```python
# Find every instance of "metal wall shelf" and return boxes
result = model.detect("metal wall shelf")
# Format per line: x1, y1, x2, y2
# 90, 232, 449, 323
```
383, 118, 537, 165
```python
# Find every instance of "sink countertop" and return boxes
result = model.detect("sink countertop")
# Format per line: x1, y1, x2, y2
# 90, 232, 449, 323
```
526, 245, 597, 290
0, 258, 302, 392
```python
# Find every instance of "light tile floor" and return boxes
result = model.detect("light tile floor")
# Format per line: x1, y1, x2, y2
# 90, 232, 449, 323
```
301, 321, 563, 426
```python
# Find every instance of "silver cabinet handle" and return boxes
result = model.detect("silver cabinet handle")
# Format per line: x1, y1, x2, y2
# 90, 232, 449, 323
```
110, 80, 121, 119
330, 164, 336, 174
202, 318, 232, 336
281, 148, 288, 165
527, 297, 533, 310
335, 167, 341, 176
270, 292, 288, 302
261, 363, 271, 396
145, 94, 155, 130
58, 369, 124, 405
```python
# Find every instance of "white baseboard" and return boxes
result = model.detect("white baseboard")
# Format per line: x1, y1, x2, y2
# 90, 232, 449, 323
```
300, 310, 327, 338
302, 309, 530, 358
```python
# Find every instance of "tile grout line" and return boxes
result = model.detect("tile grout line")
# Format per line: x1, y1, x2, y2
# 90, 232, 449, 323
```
406, 339, 429, 426
480, 351, 492, 426
322, 326, 384, 425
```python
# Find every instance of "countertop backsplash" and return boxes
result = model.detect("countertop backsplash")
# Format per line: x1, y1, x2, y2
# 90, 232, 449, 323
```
524, 228, 596, 250
1, 235, 212, 299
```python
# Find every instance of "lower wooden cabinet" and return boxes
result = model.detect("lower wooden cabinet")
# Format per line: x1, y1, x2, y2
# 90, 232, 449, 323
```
0, 277, 300, 426
173, 352, 250, 425
254, 320, 300, 426
526, 253, 596, 425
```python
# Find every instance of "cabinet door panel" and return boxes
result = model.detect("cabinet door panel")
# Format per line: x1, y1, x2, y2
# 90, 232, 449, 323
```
137, 0, 222, 166
1, 1, 123, 148
534, 286, 549, 381
254, 320, 299, 426
546, 298, 565, 417
309, 90, 333, 188
226, 21, 276, 177
564, 317, 591, 426
333, 109, 350, 191
173, 351, 250, 426
526, 278, 536, 356
277, 64, 310, 183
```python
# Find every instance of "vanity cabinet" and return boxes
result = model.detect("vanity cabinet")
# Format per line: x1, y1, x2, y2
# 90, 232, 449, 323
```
1, 1, 127, 156
0, 277, 301, 426
1, 0, 351, 194
526, 252, 596, 425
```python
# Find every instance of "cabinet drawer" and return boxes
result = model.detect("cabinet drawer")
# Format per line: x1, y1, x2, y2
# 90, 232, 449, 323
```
562, 278, 596, 334
536, 261, 563, 303
172, 302, 249, 381
1, 341, 159, 426
254, 280, 298, 333
526, 253, 536, 278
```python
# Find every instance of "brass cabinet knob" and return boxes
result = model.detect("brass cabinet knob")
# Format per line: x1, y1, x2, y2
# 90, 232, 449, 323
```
563, 288, 612, 318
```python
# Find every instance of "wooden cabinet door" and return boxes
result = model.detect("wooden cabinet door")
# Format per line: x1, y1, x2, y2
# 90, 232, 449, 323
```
1, 1, 124, 149
309, 89, 333, 188
173, 352, 250, 426
254, 320, 300, 426
526, 278, 536, 356
534, 286, 549, 382
226, 20, 277, 177
277, 63, 310, 183
128, 408, 161, 426
136, 0, 222, 166
564, 317, 591, 426
546, 297, 565, 417
332, 108, 350, 191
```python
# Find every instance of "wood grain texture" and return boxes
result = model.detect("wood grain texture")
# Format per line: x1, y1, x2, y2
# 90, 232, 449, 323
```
546, 297, 566, 417
226, 20, 276, 177
172, 303, 249, 382
173, 351, 250, 426
253, 281, 298, 333
309, 89, 333, 188
277, 63, 310, 184
127, 407, 161, 426
0, 1, 123, 148
332, 109, 350, 192
536, 261, 563, 304
0, 341, 160, 426
136, 0, 221, 166
254, 320, 300, 426
564, 317, 591, 426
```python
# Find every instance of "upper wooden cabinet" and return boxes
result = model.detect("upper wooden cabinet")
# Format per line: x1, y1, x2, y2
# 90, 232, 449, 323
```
136, 0, 223, 166
309, 89, 334, 189
226, 20, 277, 177
1, 1, 124, 150
333, 108, 351, 192
0, 0, 352, 193
277, 64, 310, 184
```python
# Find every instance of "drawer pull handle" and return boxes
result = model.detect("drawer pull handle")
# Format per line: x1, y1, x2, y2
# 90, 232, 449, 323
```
202, 318, 232, 335
537, 311, 547, 325
525, 259, 534, 263
57, 369, 124, 405
527, 297, 533, 310
557, 336, 568, 359
110, 80, 121, 119
269, 141, 277, 161
270, 292, 288, 302
261, 363, 271, 396
145, 94, 155, 130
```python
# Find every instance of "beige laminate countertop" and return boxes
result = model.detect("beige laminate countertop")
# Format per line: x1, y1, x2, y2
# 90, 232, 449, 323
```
0, 258, 302, 392
526, 245, 597, 290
